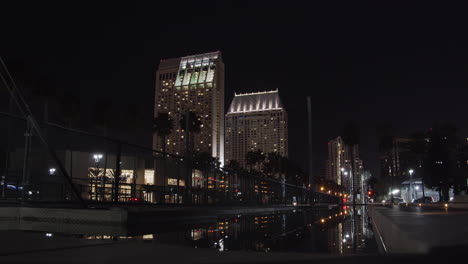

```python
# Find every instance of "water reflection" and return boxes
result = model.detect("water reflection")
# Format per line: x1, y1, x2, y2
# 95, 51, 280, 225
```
79, 206, 375, 255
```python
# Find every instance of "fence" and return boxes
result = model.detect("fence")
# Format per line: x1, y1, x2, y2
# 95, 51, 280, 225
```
0, 110, 334, 208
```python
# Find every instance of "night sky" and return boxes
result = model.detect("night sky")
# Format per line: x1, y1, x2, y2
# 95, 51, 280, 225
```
2, 1, 468, 177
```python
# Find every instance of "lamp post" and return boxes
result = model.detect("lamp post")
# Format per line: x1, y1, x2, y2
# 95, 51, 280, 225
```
93, 154, 103, 201
343, 170, 349, 197
340, 168, 345, 189
409, 169, 414, 202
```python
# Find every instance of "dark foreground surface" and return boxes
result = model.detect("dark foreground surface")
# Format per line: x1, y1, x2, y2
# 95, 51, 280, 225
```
1, 205, 466, 263
0, 206, 380, 262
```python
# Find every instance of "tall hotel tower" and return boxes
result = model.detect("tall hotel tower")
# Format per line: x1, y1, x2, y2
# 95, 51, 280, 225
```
154, 51, 224, 164
326, 136, 363, 193
225, 90, 288, 167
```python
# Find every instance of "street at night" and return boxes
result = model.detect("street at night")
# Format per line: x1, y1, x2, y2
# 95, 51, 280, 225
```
2, 1, 468, 263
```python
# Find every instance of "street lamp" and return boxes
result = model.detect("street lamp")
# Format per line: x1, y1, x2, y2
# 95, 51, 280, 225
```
409, 169, 414, 202
340, 168, 345, 192
93, 154, 103, 200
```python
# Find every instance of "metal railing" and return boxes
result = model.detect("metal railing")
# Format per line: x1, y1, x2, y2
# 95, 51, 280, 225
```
0, 110, 334, 208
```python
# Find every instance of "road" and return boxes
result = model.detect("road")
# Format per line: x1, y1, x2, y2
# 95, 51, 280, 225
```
369, 204, 468, 254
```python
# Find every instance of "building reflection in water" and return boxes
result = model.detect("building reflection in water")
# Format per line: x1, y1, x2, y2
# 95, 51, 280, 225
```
80, 206, 373, 255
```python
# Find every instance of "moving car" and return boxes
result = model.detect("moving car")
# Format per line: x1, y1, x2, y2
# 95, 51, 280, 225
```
382, 197, 404, 205
413, 196, 433, 203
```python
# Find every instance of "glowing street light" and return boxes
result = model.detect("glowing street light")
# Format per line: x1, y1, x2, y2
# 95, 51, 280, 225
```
92, 153, 104, 200
93, 154, 103, 163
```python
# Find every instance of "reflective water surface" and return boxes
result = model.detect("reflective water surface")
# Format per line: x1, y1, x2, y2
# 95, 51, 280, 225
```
0, 206, 377, 256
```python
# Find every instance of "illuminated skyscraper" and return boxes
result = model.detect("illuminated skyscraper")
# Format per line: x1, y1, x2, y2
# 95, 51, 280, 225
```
225, 90, 288, 167
154, 51, 224, 164
326, 136, 363, 194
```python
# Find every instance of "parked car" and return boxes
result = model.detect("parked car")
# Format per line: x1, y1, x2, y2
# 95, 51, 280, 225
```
413, 196, 433, 203
382, 197, 404, 205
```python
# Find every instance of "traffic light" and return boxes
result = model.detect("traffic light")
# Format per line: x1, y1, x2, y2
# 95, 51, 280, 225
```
367, 190, 373, 196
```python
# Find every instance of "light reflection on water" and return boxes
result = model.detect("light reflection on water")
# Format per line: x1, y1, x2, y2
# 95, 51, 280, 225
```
79, 206, 376, 255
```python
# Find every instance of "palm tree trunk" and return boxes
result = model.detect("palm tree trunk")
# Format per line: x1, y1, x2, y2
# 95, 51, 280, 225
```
351, 146, 356, 206
161, 135, 167, 204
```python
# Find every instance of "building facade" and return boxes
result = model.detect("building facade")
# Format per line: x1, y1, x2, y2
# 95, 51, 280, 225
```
379, 137, 421, 188
225, 90, 288, 168
153, 51, 225, 164
326, 136, 363, 196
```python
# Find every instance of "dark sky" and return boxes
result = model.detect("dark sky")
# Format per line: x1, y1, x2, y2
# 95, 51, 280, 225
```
2, 1, 468, 177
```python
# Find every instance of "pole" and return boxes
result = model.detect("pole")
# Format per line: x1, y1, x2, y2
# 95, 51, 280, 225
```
306, 97, 313, 189
421, 171, 425, 202
184, 111, 191, 205
2, 96, 14, 199
21, 119, 32, 205
114, 143, 121, 203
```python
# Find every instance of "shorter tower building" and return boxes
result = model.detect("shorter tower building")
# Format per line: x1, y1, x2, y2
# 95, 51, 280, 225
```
225, 90, 288, 168
326, 136, 363, 195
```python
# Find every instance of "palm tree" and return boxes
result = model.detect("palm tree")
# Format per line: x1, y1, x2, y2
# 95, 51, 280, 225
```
424, 123, 459, 201
33, 78, 56, 124
245, 149, 265, 172
376, 122, 395, 200
409, 131, 428, 199
94, 99, 112, 137
342, 122, 359, 206
180, 111, 202, 152
263, 152, 283, 179
153, 113, 173, 153
153, 112, 173, 203
60, 93, 81, 128
179, 111, 201, 204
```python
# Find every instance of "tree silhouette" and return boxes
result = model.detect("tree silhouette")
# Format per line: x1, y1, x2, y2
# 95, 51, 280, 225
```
342, 122, 359, 205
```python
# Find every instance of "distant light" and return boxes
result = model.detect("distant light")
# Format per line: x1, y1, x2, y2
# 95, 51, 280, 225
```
45, 233, 52, 237
93, 154, 103, 163
444, 203, 448, 208
345, 234, 350, 238
320, 219, 325, 223
391, 189, 400, 195
415, 186, 420, 190
344, 172, 348, 176
409, 169, 414, 175
343, 239, 346, 242
341, 168, 345, 172
28, 191, 32, 195
49, 168, 56, 175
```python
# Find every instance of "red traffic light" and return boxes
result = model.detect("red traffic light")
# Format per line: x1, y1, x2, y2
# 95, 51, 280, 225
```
368, 190, 373, 196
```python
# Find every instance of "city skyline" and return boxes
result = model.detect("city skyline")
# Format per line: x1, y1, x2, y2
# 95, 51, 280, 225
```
2, 2, 468, 179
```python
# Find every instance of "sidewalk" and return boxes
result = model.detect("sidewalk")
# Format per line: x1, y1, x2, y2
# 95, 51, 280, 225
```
368, 205, 468, 254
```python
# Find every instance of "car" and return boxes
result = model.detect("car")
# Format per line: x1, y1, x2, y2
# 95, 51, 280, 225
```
382, 197, 403, 205
413, 196, 433, 203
